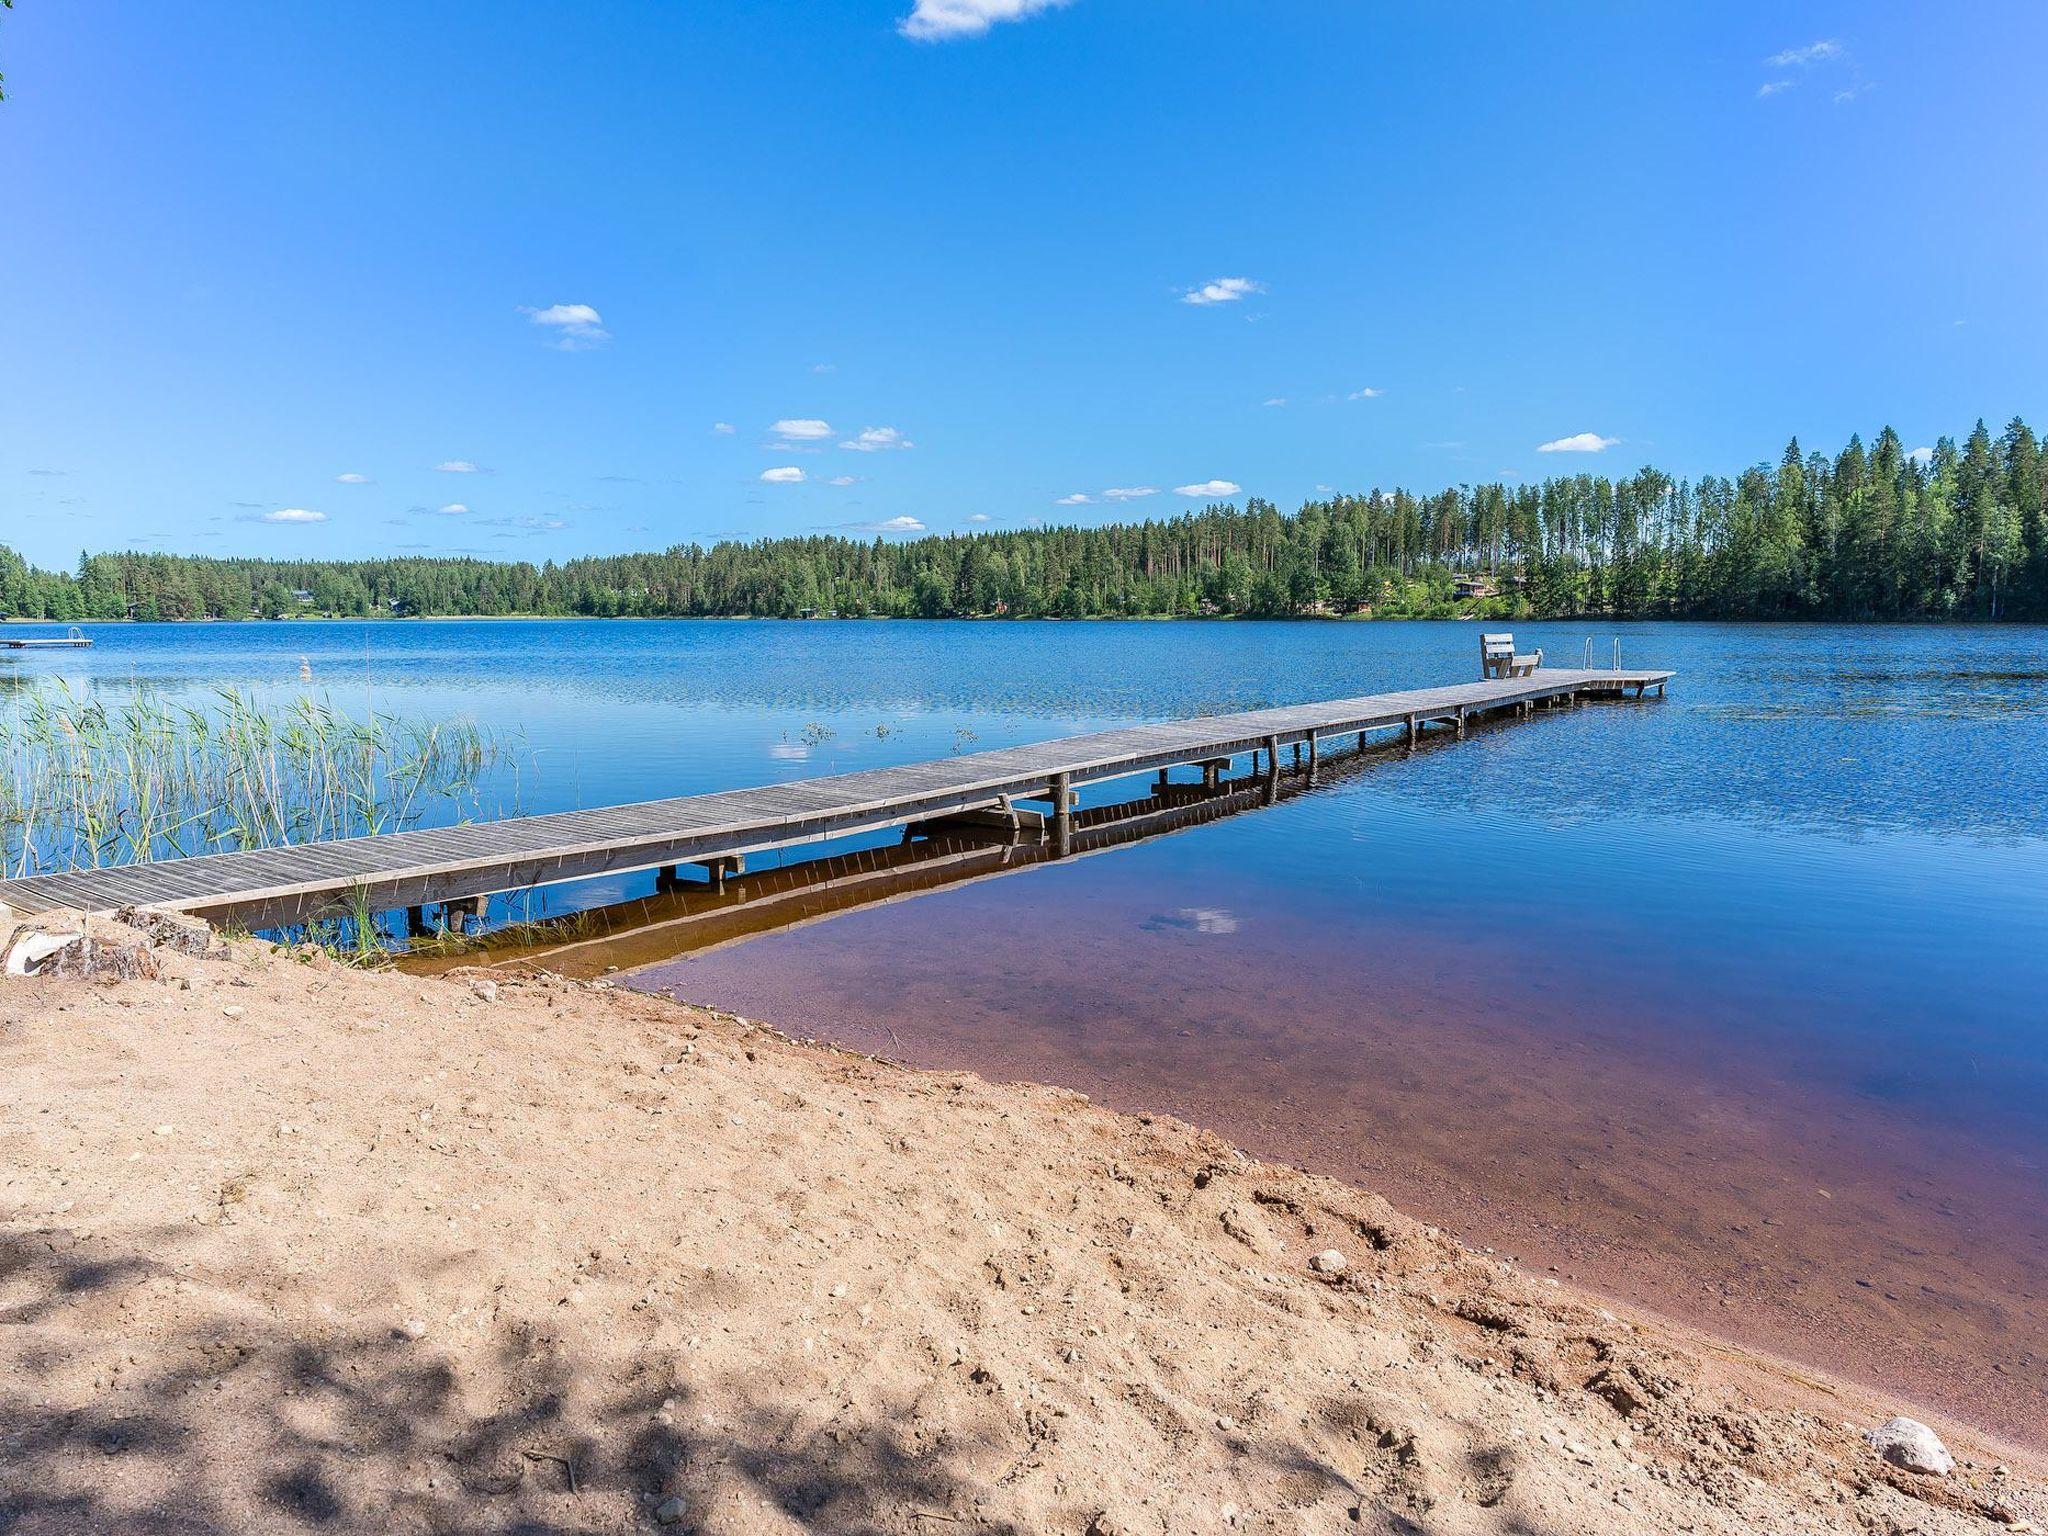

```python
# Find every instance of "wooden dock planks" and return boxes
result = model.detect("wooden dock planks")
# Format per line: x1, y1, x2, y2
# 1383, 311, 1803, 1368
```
0, 666, 1672, 929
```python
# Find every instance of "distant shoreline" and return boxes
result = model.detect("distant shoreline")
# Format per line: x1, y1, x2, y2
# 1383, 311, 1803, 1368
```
1, 612, 2030, 627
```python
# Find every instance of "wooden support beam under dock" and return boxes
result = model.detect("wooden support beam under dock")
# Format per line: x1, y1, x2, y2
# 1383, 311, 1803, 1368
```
0, 666, 1672, 931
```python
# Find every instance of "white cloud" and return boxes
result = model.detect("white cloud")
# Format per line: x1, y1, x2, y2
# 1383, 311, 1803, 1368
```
771, 418, 834, 442
841, 426, 913, 452
1102, 486, 1158, 501
1536, 433, 1620, 454
1766, 39, 1841, 67
761, 466, 807, 484
436, 503, 471, 515
865, 515, 926, 533
436, 460, 482, 473
1180, 276, 1263, 307
334, 472, 372, 484
899, 0, 1070, 42
1833, 82, 1871, 104
1349, 387, 1384, 400
520, 302, 610, 349
825, 475, 859, 487
1909, 446, 1935, 466
261, 508, 326, 524
1174, 479, 1241, 498
1757, 79, 1794, 98
1262, 397, 1288, 408
965, 513, 991, 523
1054, 493, 1093, 506
712, 422, 736, 435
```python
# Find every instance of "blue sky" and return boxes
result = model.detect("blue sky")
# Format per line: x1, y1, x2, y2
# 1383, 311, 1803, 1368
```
4, 0, 2045, 567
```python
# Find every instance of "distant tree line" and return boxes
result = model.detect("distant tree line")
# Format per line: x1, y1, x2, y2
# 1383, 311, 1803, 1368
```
4, 419, 2044, 623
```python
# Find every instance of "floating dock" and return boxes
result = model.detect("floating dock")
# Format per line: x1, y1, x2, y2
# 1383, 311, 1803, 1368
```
0, 666, 1671, 931
0, 633, 93, 650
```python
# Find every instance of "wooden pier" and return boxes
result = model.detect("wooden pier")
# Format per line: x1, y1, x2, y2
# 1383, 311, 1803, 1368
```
0, 666, 1671, 931
0, 631, 93, 650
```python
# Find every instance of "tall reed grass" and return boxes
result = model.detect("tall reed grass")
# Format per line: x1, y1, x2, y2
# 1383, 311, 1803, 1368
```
0, 681, 503, 878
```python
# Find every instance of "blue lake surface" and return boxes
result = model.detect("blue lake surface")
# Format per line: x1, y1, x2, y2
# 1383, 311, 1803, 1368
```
8, 616, 2046, 1438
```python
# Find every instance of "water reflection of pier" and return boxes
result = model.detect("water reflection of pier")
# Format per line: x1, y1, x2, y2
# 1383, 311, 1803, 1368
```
411, 744, 1371, 979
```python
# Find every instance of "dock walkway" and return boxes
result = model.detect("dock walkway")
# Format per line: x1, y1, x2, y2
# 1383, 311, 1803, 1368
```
0, 666, 1670, 930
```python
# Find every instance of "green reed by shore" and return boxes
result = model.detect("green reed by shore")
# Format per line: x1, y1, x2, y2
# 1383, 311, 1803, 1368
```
0, 681, 502, 880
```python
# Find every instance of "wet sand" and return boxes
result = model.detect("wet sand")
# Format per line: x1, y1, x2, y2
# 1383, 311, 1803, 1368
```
638, 877, 2048, 1451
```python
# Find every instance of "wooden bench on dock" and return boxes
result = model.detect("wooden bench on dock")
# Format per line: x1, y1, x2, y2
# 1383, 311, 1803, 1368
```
1480, 633, 1541, 679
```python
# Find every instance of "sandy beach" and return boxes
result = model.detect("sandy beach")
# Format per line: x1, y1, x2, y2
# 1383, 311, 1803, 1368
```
0, 919, 2040, 1534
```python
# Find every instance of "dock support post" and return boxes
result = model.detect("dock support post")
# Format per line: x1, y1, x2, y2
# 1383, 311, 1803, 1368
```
463, 894, 488, 933
1155, 768, 1170, 795
1292, 741, 1303, 774
1306, 731, 1319, 782
1455, 707, 1467, 740
405, 905, 429, 938
1357, 730, 1368, 753
1261, 735, 1280, 806
1049, 772, 1072, 858
1405, 714, 1417, 750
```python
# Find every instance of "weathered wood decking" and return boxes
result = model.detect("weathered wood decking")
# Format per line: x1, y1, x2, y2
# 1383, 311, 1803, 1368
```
0, 666, 1671, 930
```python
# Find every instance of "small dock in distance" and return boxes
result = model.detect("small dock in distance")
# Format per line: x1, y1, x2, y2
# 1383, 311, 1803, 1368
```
1, 629, 93, 650
0, 663, 1672, 932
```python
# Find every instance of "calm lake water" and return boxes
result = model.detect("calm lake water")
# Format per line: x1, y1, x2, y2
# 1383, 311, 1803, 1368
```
9, 617, 2046, 1442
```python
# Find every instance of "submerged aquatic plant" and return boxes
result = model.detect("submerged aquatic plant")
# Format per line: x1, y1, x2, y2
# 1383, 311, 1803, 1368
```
0, 681, 505, 879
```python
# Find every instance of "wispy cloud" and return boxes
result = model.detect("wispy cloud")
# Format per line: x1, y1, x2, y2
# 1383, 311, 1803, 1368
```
1175, 479, 1241, 498
825, 475, 860, 487
761, 466, 807, 484
334, 472, 373, 485
1054, 493, 1093, 506
1180, 276, 1263, 307
862, 515, 926, 533
436, 460, 483, 474
841, 426, 914, 452
26, 468, 66, 476
481, 515, 566, 532
436, 503, 471, 515
770, 418, 834, 443
1536, 433, 1619, 454
965, 513, 991, 523
811, 362, 836, 374
260, 508, 326, 524
519, 302, 610, 350
1348, 387, 1384, 400
899, 0, 1070, 42
1766, 39, 1841, 67
712, 422, 736, 436
1262, 398, 1288, 408
1102, 486, 1158, 501
1757, 39, 1864, 102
